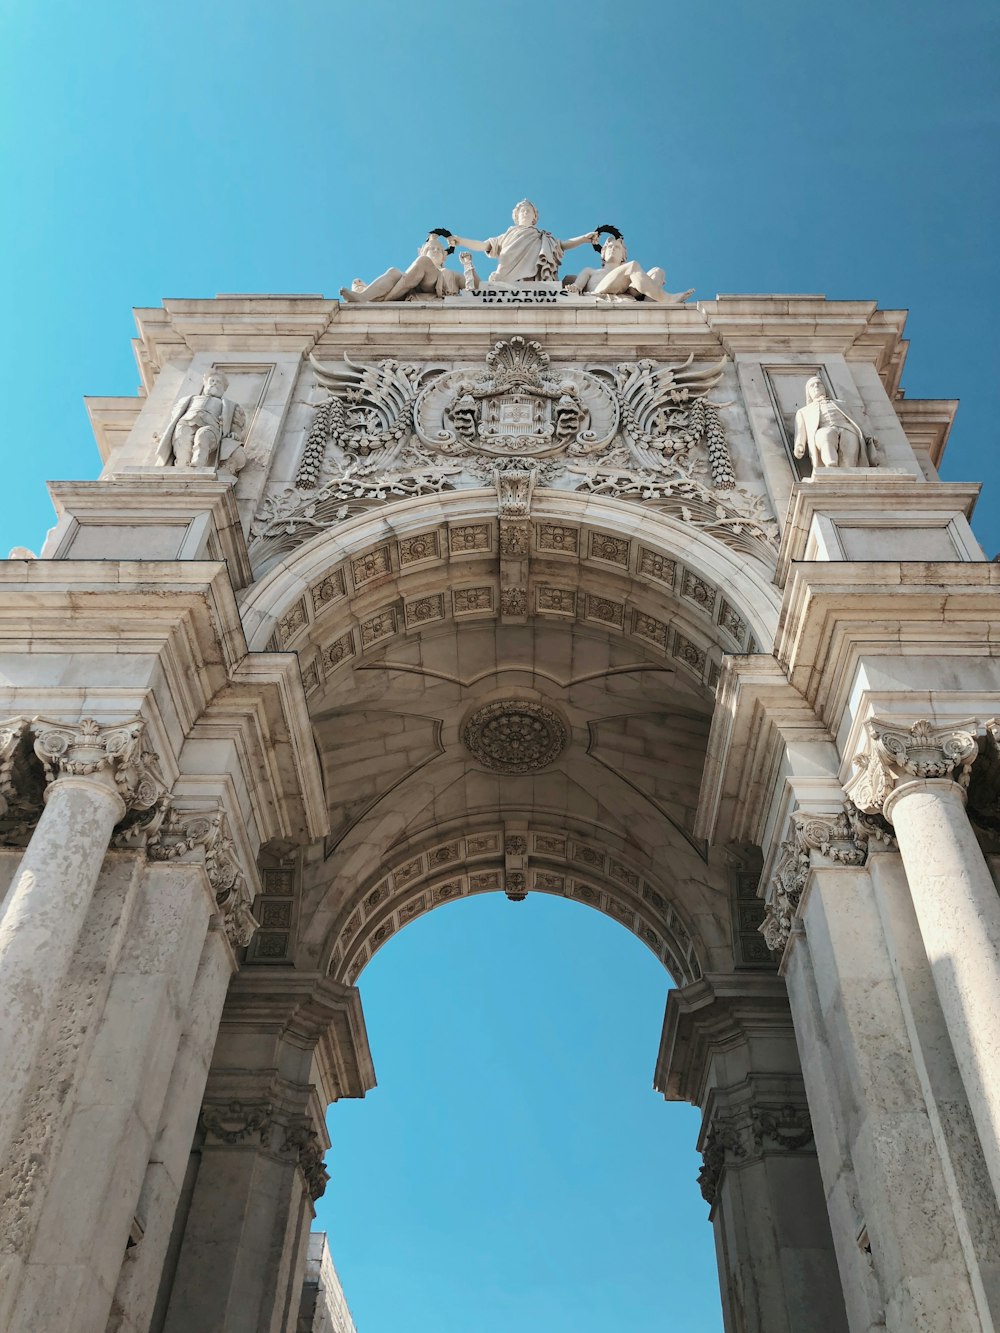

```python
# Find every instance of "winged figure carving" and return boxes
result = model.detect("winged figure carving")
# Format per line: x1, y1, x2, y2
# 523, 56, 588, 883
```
297, 353, 443, 487
590, 353, 728, 472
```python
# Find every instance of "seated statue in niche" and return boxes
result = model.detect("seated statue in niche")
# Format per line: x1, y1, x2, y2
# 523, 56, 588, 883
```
340, 234, 464, 303
448, 201, 597, 284
154, 370, 247, 472
793, 375, 878, 472
564, 233, 694, 304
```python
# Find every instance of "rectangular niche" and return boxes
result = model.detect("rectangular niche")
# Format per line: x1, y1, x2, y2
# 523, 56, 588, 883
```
762, 364, 834, 481
210, 362, 275, 447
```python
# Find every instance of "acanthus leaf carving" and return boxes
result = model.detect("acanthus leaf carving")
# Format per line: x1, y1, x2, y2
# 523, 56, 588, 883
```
30, 716, 165, 823
699, 1100, 813, 1205
845, 717, 979, 817
281, 1121, 329, 1201
0, 719, 43, 834
146, 804, 259, 949
249, 338, 777, 573
759, 803, 894, 954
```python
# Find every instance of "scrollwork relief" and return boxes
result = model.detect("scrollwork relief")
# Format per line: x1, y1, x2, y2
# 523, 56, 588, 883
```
249, 337, 776, 573
699, 1101, 813, 1205
145, 804, 259, 949
846, 717, 979, 817
759, 803, 894, 954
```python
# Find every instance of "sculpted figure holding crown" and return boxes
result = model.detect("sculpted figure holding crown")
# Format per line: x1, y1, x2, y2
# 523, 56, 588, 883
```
565, 233, 694, 304
448, 201, 597, 284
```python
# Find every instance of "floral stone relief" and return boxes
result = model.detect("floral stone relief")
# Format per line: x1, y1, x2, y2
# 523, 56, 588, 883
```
249, 337, 777, 571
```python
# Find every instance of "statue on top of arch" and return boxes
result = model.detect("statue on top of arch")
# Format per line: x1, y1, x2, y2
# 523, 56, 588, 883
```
340, 202, 694, 304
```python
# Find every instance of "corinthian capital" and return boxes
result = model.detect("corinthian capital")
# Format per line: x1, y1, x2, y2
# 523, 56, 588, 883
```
148, 804, 259, 949
845, 717, 979, 816
759, 803, 893, 954
31, 716, 165, 815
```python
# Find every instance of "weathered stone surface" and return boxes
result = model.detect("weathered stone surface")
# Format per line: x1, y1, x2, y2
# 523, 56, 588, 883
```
2, 258, 999, 1333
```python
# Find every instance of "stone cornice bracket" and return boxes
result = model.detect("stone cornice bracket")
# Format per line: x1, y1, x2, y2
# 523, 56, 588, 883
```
845, 717, 979, 819
30, 715, 165, 818
147, 803, 259, 949
759, 803, 894, 954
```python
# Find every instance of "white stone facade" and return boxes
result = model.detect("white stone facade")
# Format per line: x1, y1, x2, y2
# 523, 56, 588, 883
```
0, 247, 997, 1331
296, 1233, 356, 1333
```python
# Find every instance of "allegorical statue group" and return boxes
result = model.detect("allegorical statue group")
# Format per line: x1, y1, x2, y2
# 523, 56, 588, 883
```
339, 200, 694, 305
151, 201, 878, 478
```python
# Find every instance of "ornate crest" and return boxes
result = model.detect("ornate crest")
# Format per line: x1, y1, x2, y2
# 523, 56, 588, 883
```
414, 337, 618, 459
249, 336, 778, 573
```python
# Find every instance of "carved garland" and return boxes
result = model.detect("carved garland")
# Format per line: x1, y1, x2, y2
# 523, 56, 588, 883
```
249, 340, 777, 570
699, 1102, 814, 1205
199, 1101, 328, 1200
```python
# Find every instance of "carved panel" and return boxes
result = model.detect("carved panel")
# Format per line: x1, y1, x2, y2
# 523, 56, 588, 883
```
452, 586, 495, 615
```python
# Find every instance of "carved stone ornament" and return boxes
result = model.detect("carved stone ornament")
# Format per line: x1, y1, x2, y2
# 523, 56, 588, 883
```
497, 466, 534, 558
0, 719, 43, 833
759, 834, 810, 955
249, 339, 777, 572
845, 717, 979, 817
758, 803, 893, 953
414, 337, 618, 460
699, 1102, 813, 1205
282, 1121, 329, 1201
461, 700, 567, 774
31, 716, 165, 817
199, 1100, 328, 1200
200, 1100, 272, 1145
146, 804, 259, 948
154, 370, 247, 473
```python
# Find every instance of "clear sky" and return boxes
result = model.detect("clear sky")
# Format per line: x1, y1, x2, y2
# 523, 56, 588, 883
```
2, 2, 999, 1329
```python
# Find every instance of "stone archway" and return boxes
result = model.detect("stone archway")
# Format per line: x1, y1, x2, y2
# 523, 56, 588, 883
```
236, 489, 782, 990
187, 490, 845, 1333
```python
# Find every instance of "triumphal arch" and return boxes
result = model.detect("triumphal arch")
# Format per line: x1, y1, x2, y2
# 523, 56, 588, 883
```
2, 203, 1000, 1332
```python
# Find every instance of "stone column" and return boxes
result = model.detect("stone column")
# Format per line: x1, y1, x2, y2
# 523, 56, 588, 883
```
769, 802, 988, 1331
866, 852, 1000, 1326
0, 716, 162, 1171
159, 1085, 326, 1333
656, 977, 848, 1333
158, 975, 374, 1333
847, 717, 1000, 1207
107, 925, 234, 1333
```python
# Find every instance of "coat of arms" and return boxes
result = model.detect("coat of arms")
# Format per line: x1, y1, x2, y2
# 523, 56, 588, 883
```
413, 337, 617, 458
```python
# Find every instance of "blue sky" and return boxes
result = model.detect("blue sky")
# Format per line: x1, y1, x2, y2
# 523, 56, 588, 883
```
2, 2, 999, 1329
